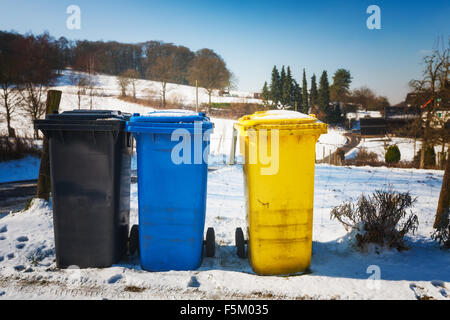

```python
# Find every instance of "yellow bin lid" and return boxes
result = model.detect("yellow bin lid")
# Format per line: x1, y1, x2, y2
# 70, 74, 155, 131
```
235, 110, 327, 135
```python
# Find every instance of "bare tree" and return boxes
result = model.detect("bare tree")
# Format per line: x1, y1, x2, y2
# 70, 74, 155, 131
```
69, 72, 88, 109
146, 55, 177, 107
409, 38, 449, 169
188, 49, 231, 114
0, 84, 22, 138
117, 73, 130, 97
123, 69, 140, 100
84, 56, 98, 110
21, 83, 48, 139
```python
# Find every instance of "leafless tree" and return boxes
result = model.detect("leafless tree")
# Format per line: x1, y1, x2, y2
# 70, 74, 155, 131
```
69, 71, 88, 109
146, 55, 177, 108
123, 69, 140, 100
117, 74, 130, 97
188, 49, 231, 114
0, 84, 22, 138
20, 83, 48, 139
409, 37, 449, 169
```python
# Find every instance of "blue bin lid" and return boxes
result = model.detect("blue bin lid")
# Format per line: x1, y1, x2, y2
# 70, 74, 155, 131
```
127, 110, 213, 133
130, 110, 208, 123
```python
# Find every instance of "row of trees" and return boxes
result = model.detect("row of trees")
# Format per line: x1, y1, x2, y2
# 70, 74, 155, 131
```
0, 31, 61, 138
261, 66, 390, 124
117, 48, 231, 110
1, 31, 232, 137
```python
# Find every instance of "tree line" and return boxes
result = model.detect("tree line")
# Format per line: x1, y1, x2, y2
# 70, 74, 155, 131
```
0, 31, 232, 137
261, 66, 390, 124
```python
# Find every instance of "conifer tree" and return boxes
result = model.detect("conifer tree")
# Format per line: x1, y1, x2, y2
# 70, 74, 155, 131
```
280, 65, 286, 91
310, 74, 318, 108
302, 69, 308, 113
261, 81, 270, 106
291, 79, 302, 111
269, 66, 281, 107
282, 66, 294, 107
318, 71, 330, 112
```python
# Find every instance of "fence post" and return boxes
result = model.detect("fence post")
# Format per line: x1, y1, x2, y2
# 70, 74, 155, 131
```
36, 90, 62, 201
328, 150, 331, 165
323, 146, 325, 163
228, 126, 238, 165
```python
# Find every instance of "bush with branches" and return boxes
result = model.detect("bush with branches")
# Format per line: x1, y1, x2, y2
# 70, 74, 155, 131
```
330, 189, 418, 251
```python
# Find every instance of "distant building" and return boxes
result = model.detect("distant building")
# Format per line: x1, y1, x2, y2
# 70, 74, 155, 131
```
384, 106, 421, 133
253, 92, 262, 99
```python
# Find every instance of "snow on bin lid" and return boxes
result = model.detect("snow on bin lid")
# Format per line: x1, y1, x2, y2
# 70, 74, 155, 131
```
238, 110, 319, 125
129, 109, 210, 123
46, 110, 129, 121
235, 110, 327, 135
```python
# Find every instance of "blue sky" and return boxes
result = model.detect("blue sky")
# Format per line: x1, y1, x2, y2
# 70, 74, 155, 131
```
1, 0, 449, 104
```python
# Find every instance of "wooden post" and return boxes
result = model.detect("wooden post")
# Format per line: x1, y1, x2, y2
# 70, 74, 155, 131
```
195, 80, 199, 113
323, 146, 325, 163
36, 90, 62, 201
228, 126, 238, 165
328, 150, 331, 165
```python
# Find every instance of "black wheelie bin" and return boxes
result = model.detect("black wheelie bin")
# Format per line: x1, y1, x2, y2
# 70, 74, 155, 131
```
34, 110, 132, 268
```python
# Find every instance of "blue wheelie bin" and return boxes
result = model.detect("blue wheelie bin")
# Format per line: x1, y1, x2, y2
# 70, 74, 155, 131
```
126, 110, 215, 271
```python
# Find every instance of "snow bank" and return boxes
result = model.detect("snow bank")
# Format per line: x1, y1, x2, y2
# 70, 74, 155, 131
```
0, 156, 40, 183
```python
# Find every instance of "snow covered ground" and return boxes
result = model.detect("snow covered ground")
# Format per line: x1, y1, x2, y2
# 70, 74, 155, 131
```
346, 136, 445, 162
0, 164, 447, 300
0, 70, 447, 300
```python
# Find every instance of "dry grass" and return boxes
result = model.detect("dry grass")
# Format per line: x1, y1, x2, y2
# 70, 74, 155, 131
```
0, 136, 41, 162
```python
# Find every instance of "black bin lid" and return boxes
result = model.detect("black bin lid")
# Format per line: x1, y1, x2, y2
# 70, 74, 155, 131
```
46, 110, 130, 121
35, 109, 131, 133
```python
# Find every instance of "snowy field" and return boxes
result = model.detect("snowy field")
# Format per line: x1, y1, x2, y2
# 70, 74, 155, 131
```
346, 137, 445, 162
0, 70, 347, 182
0, 164, 447, 300
0, 70, 447, 300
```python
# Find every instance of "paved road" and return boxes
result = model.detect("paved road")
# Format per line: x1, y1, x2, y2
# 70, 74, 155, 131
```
320, 132, 361, 164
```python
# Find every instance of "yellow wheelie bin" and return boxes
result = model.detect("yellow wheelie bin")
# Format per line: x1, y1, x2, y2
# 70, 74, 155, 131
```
234, 110, 327, 275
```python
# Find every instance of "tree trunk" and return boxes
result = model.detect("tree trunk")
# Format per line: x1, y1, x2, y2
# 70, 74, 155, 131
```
162, 82, 166, 108
5, 106, 15, 138
36, 90, 62, 201
420, 112, 432, 169
434, 154, 449, 230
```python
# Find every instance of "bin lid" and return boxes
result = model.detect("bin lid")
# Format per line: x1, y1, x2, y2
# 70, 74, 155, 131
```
34, 110, 130, 133
46, 110, 130, 121
235, 110, 327, 135
127, 110, 213, 133
129, 110, 209, 123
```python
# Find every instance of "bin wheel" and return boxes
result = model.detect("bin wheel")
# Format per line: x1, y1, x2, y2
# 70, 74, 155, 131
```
129, 224, 139, 256
205, 227, 215, 258
235, 227, 247, 259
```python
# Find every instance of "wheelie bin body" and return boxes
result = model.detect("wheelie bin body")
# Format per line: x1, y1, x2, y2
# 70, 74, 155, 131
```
126, 110, 213, 271
235, 110, 327, 275
34, 110, 132, 269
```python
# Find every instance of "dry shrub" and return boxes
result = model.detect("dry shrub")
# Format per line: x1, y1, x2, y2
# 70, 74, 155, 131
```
330, 189, 418, 251
0, 136, 41, 162
356, 147, 378, 162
